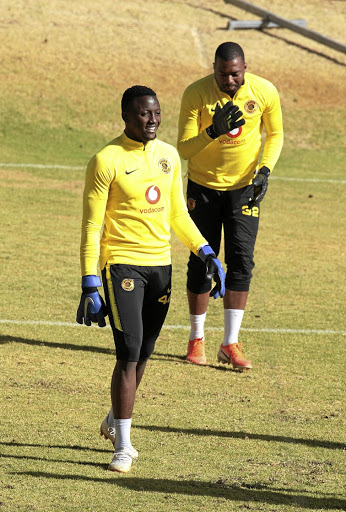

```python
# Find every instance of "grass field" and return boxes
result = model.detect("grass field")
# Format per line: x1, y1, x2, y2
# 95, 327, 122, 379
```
1, 1, 345, 511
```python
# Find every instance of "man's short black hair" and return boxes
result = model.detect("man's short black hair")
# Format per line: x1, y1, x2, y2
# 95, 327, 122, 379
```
215, 42, 245, 63
121, 85, 157, 112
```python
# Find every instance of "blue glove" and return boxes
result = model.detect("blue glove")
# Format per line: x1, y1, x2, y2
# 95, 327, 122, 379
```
76, 275, 108, 327
198, 245, 226, 299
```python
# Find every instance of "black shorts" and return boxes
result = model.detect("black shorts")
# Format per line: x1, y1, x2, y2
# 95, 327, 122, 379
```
102, 263, 172, 362
186, 180, 260, 293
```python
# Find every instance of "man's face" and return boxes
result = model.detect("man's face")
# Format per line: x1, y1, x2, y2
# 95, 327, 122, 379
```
123, 95, 161, 143
213, 56, 247, 96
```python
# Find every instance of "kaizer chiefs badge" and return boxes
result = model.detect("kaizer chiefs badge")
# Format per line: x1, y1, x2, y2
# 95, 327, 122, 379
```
244, 100, 259, 114
121, 279, 134, 291
158, 158, 171, 174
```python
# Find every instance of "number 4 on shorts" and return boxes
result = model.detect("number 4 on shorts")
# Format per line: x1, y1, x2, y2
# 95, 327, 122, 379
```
158, 294, 170, 304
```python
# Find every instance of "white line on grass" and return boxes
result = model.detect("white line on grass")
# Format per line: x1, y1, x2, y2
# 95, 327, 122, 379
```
270, 176, 346, 184
190, 27, 209, 68
0, 162, 84, 170
1, 163, 345, 183
0, 319, 344, 335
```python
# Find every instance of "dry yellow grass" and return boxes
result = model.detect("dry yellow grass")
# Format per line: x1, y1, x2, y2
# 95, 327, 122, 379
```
1, 0, 345, 134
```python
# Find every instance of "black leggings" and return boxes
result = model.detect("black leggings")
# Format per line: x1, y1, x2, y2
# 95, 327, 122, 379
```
186, 180, 259, 293
102, 263, 172, 361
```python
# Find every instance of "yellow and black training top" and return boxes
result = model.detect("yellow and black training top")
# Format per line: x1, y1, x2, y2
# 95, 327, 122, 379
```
177, 72, 284, 191
80, 132, 207, 276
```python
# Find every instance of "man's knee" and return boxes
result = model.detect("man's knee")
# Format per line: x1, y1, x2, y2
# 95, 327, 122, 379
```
139, 339, 156, 360
225, 262, 254, 292
114, 331, 142, 362
187, 255, 211, 294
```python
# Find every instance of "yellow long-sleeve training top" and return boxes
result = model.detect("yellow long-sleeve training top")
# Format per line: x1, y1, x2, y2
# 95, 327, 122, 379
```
80, 132, 207, 276
177, 72, 284, 191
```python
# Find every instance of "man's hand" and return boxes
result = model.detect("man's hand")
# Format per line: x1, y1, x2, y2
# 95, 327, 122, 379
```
207, 101, 245, 139
198, 245, 226, 299
248, 166, 270, 208
76, 275, 108, 327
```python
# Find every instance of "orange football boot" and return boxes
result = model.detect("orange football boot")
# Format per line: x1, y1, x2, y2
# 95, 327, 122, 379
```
186, 338, 207, 365
217, 343, 252, 370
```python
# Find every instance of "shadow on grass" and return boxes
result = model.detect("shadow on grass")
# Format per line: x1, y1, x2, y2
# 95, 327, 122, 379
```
250, 29, 346, 68
3, 453, 105, 469
2, 335, 229, 369
0, 334, 114, 355
152, 351, 244, 372
134, 425, 346, 451
11, 471, 346, 510
186, 2, 346, 67
0, 441, 109, 453
1, 333, 240, 371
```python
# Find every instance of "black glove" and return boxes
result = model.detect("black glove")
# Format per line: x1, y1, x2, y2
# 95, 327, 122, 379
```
248, 166, 270, 208
76, 275, 108, 327
198, 245, 226, 299
206, 101, 245, 139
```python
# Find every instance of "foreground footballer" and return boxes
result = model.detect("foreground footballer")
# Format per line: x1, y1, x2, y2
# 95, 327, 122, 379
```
76, 85, 226, 473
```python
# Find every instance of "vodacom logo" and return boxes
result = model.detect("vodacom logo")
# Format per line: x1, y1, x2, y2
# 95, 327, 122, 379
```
145, 185, 161, 204
227, 126, 243, 138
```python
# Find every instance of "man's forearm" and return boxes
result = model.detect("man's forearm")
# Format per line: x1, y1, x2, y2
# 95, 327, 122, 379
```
177, 129, 214, 160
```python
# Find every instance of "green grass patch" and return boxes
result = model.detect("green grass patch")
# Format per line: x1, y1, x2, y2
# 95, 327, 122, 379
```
1, 151, 345, 511
0, 108, 109, 165
1, 325, 345, 512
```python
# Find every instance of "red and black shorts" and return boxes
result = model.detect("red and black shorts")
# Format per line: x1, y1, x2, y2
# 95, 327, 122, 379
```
186, 179, 260, 293
102, 263, 172, 362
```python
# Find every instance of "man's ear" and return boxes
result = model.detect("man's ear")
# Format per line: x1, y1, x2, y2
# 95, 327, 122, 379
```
121, 111, 127, 122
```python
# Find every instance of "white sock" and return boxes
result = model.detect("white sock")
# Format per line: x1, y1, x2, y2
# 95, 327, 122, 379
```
222, 309, 244, 346
189, 313, 206, 340
115, 418, 132, 451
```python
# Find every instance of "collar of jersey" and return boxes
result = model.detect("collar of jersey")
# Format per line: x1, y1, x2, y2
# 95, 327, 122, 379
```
120, 131, 155, 151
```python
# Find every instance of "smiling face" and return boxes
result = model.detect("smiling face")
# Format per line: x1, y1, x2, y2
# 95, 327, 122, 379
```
214, 55, 247, 96
123, 95, 161, 144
